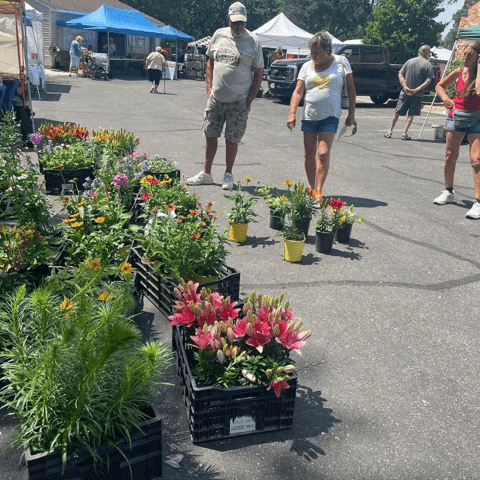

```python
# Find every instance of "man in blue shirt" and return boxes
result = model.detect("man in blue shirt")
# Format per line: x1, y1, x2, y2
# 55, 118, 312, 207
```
69, 36, 83, 77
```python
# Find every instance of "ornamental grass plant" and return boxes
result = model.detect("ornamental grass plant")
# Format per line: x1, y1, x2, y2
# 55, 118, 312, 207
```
0, 261, 173, 471
169, 281, 310, 397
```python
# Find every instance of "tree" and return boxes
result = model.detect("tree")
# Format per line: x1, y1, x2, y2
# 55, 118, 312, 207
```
442, 9, 461, 50
284, 0, 373, 39
363, 0, 446, 63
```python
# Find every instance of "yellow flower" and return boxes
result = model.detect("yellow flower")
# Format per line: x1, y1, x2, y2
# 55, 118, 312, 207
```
70, 213, 80, 218
77, 200, 87, 206
62, 218, 73, 224
119, 262, 133, 275
98, 291, 113, 301
70, 221, 84, 228
94, 216, 105, 224
87, 258, 101, 272
64, 312, 71, 319
60, 298, 74, 311
243, 176, 254, 182
282, 180, 295, 186
357, 218, 363, 224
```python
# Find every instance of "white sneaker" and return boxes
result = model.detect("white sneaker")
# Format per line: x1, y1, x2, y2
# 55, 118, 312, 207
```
433, 190, 455, 205
466, 201, 480, 219
185, 171, 213, 186
222, 172, 234, 190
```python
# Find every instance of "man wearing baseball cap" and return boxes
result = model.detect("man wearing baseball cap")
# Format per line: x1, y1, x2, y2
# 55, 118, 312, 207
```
186, 2, 264, 190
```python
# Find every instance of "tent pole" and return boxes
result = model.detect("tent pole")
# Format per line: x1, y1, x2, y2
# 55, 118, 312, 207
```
418, 40, 458, 138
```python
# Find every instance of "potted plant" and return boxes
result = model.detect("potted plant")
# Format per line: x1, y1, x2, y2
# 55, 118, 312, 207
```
284, 181, 318, 237
281, 220, 306, 263
336, 203, 362, 244
91, 127, 140, 157
257, 185, 289, 230
225, 176, 258, 243
143, 154, 180, 181
314, 198, 347, 254
0, 261, 173, 479
169, 281, 311, 442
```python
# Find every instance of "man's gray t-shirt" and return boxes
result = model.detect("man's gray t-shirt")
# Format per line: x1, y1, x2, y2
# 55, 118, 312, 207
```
399, 56, 434, 96
206, 27, 263, 103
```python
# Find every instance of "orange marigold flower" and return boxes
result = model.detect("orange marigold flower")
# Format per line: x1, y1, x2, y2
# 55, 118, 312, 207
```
119, 262, 133, 275
94, 216, 105, 224
189, 209, 201, 215
165, 204, 176, 211
206, 202, 213, 212
60, 298, 74, 311
98, 291, 113, 301
87, 258, 101, 271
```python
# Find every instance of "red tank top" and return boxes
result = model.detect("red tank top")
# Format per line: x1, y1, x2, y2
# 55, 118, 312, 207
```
449, 68, 480, 117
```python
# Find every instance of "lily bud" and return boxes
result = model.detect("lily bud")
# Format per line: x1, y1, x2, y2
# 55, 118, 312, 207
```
272, 324, 280, 336
279, 293, 285, 303
223, 342, 229, 354
174, 287, 182, 300
217, 349, 225, 364
283, 364, 295, 374
249, 291, 256, 303
228, 318, 234, 329
265, 369, 273, 377
246, 323, 253, 335
220, 337, 227, 348
247, 310, 254, 322
293, 320, 303, 331
220, 321, 227, 333
231, 346, 238, 358
227, 327, 234, 343
284, 300, 289, 309
202, 323, 209, 334
277, 366, 284, 374
299, 329, 312, 341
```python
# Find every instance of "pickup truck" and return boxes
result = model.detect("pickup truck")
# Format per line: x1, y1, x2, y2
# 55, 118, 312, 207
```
267, 44, 405, 105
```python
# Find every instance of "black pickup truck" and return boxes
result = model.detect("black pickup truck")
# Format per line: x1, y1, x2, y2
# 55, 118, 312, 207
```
267, 44, 405, 105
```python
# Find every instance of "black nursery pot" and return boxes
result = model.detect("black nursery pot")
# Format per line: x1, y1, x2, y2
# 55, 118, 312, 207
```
336, 223, 353, 244
293, 218, 311, 237
269, 210, 284, 231
315, 231, 335, 254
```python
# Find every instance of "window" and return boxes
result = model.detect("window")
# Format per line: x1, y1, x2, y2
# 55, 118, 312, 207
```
362, 48, 385, 64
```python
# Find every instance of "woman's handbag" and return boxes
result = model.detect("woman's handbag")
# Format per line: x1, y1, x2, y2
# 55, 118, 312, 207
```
453, 109, 480, 131
339, 56, 349, 110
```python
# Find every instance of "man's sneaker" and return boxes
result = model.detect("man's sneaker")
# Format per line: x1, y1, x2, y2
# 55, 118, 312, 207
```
384, 131, 392, 138
222, 172, 234, 190
433, 190, 455, 205
185, 171, 214, 186
466, 201, 480, 219
402, 133, 411, 140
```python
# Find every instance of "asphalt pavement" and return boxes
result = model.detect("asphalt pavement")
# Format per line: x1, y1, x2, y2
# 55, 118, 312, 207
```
1, 70, 479, 480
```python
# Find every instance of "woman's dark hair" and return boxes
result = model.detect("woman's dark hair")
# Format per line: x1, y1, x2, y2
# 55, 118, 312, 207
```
460, 41, 480, 99
308, 31, 332, 56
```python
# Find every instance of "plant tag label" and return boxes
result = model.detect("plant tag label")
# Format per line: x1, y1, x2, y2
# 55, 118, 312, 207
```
229, 415, 256, 435
62, 184, 74, 190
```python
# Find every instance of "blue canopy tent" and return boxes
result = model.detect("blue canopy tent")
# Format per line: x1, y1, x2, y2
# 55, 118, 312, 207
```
65, 5, 168, 39
157, 25, 194, 63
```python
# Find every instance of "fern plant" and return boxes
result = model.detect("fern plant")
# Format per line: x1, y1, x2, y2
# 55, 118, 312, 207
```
0, 264, 173, 470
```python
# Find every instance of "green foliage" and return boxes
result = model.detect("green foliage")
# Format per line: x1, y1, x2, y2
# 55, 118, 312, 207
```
363, 0, 445, 64
39, 142, 96, 170
224, 178, 258, 224
0, 270, 173, 469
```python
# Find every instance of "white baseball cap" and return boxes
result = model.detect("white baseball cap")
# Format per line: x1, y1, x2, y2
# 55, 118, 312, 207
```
228, 2, 247, 22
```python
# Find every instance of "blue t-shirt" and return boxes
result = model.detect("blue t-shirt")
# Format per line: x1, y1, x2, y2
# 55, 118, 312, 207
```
70, 40, 80, 58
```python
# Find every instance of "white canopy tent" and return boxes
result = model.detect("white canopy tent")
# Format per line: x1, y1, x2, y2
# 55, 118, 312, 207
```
252, 13, 343, 56
431, 46, 452, 63
25, 2, 43, 64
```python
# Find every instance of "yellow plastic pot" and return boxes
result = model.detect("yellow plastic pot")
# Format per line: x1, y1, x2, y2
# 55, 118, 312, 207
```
283, 238, 305, 262
229, 222, 248, 243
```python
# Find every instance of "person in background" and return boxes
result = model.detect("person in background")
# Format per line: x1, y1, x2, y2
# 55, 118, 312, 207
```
69, 36, 83, 77
286, 31, 356, 194
186, 2, 263, 190
384, 45, 434, 140
270, 47, 284, 65
145, 47, 166, 94
433, 41, 480, 219
103, 38, 117, 57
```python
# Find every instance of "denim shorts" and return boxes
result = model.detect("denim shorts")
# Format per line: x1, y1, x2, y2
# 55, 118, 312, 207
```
300, 116, 339, 133
444, 115, 480, 135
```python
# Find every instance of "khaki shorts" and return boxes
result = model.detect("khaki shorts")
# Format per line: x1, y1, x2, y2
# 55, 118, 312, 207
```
203, 96, 250, 143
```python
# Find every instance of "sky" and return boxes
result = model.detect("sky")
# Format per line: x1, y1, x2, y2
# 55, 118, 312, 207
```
436, 0, 463, 36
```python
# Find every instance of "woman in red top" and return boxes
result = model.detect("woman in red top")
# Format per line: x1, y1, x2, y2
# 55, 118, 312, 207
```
434, 41, 480, 219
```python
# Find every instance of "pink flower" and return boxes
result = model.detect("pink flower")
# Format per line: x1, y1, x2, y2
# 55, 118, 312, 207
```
197, 303, 217, 328
169, 304, 196, 327
141, 193, 152, 201
176, 281, 201, 305
112, 173, 129, 188
232, 318, 249, 338
268, 378, 290, 398
276, 328, 311, 354
245, 321, 273, 353
190, 331, 211, 350
217, 300, 240, 321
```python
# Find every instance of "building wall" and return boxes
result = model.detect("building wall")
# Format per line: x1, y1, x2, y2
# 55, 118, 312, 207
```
458, 0, 480, 57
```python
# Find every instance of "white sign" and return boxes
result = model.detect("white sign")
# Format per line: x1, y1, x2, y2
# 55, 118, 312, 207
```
229, 415, 256, 435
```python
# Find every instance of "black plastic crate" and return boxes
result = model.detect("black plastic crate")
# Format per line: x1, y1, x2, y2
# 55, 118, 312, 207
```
173, 327, 297, 443
144, 168, 180, 182
43, 168, 94, 195
129, 245, 240, 318
25, 405, 162, 480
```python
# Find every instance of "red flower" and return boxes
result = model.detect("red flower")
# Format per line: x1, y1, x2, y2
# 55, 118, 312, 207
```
217, 300, 240, 321
329, 198, 346, 210
146, 177, 159, 185
190, 331, 212, 350
168, 304, 196, 327
276, 328, 311, 354
268, 378, 290, 398
190, 233, 200, 240
141, 193, 153, 200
